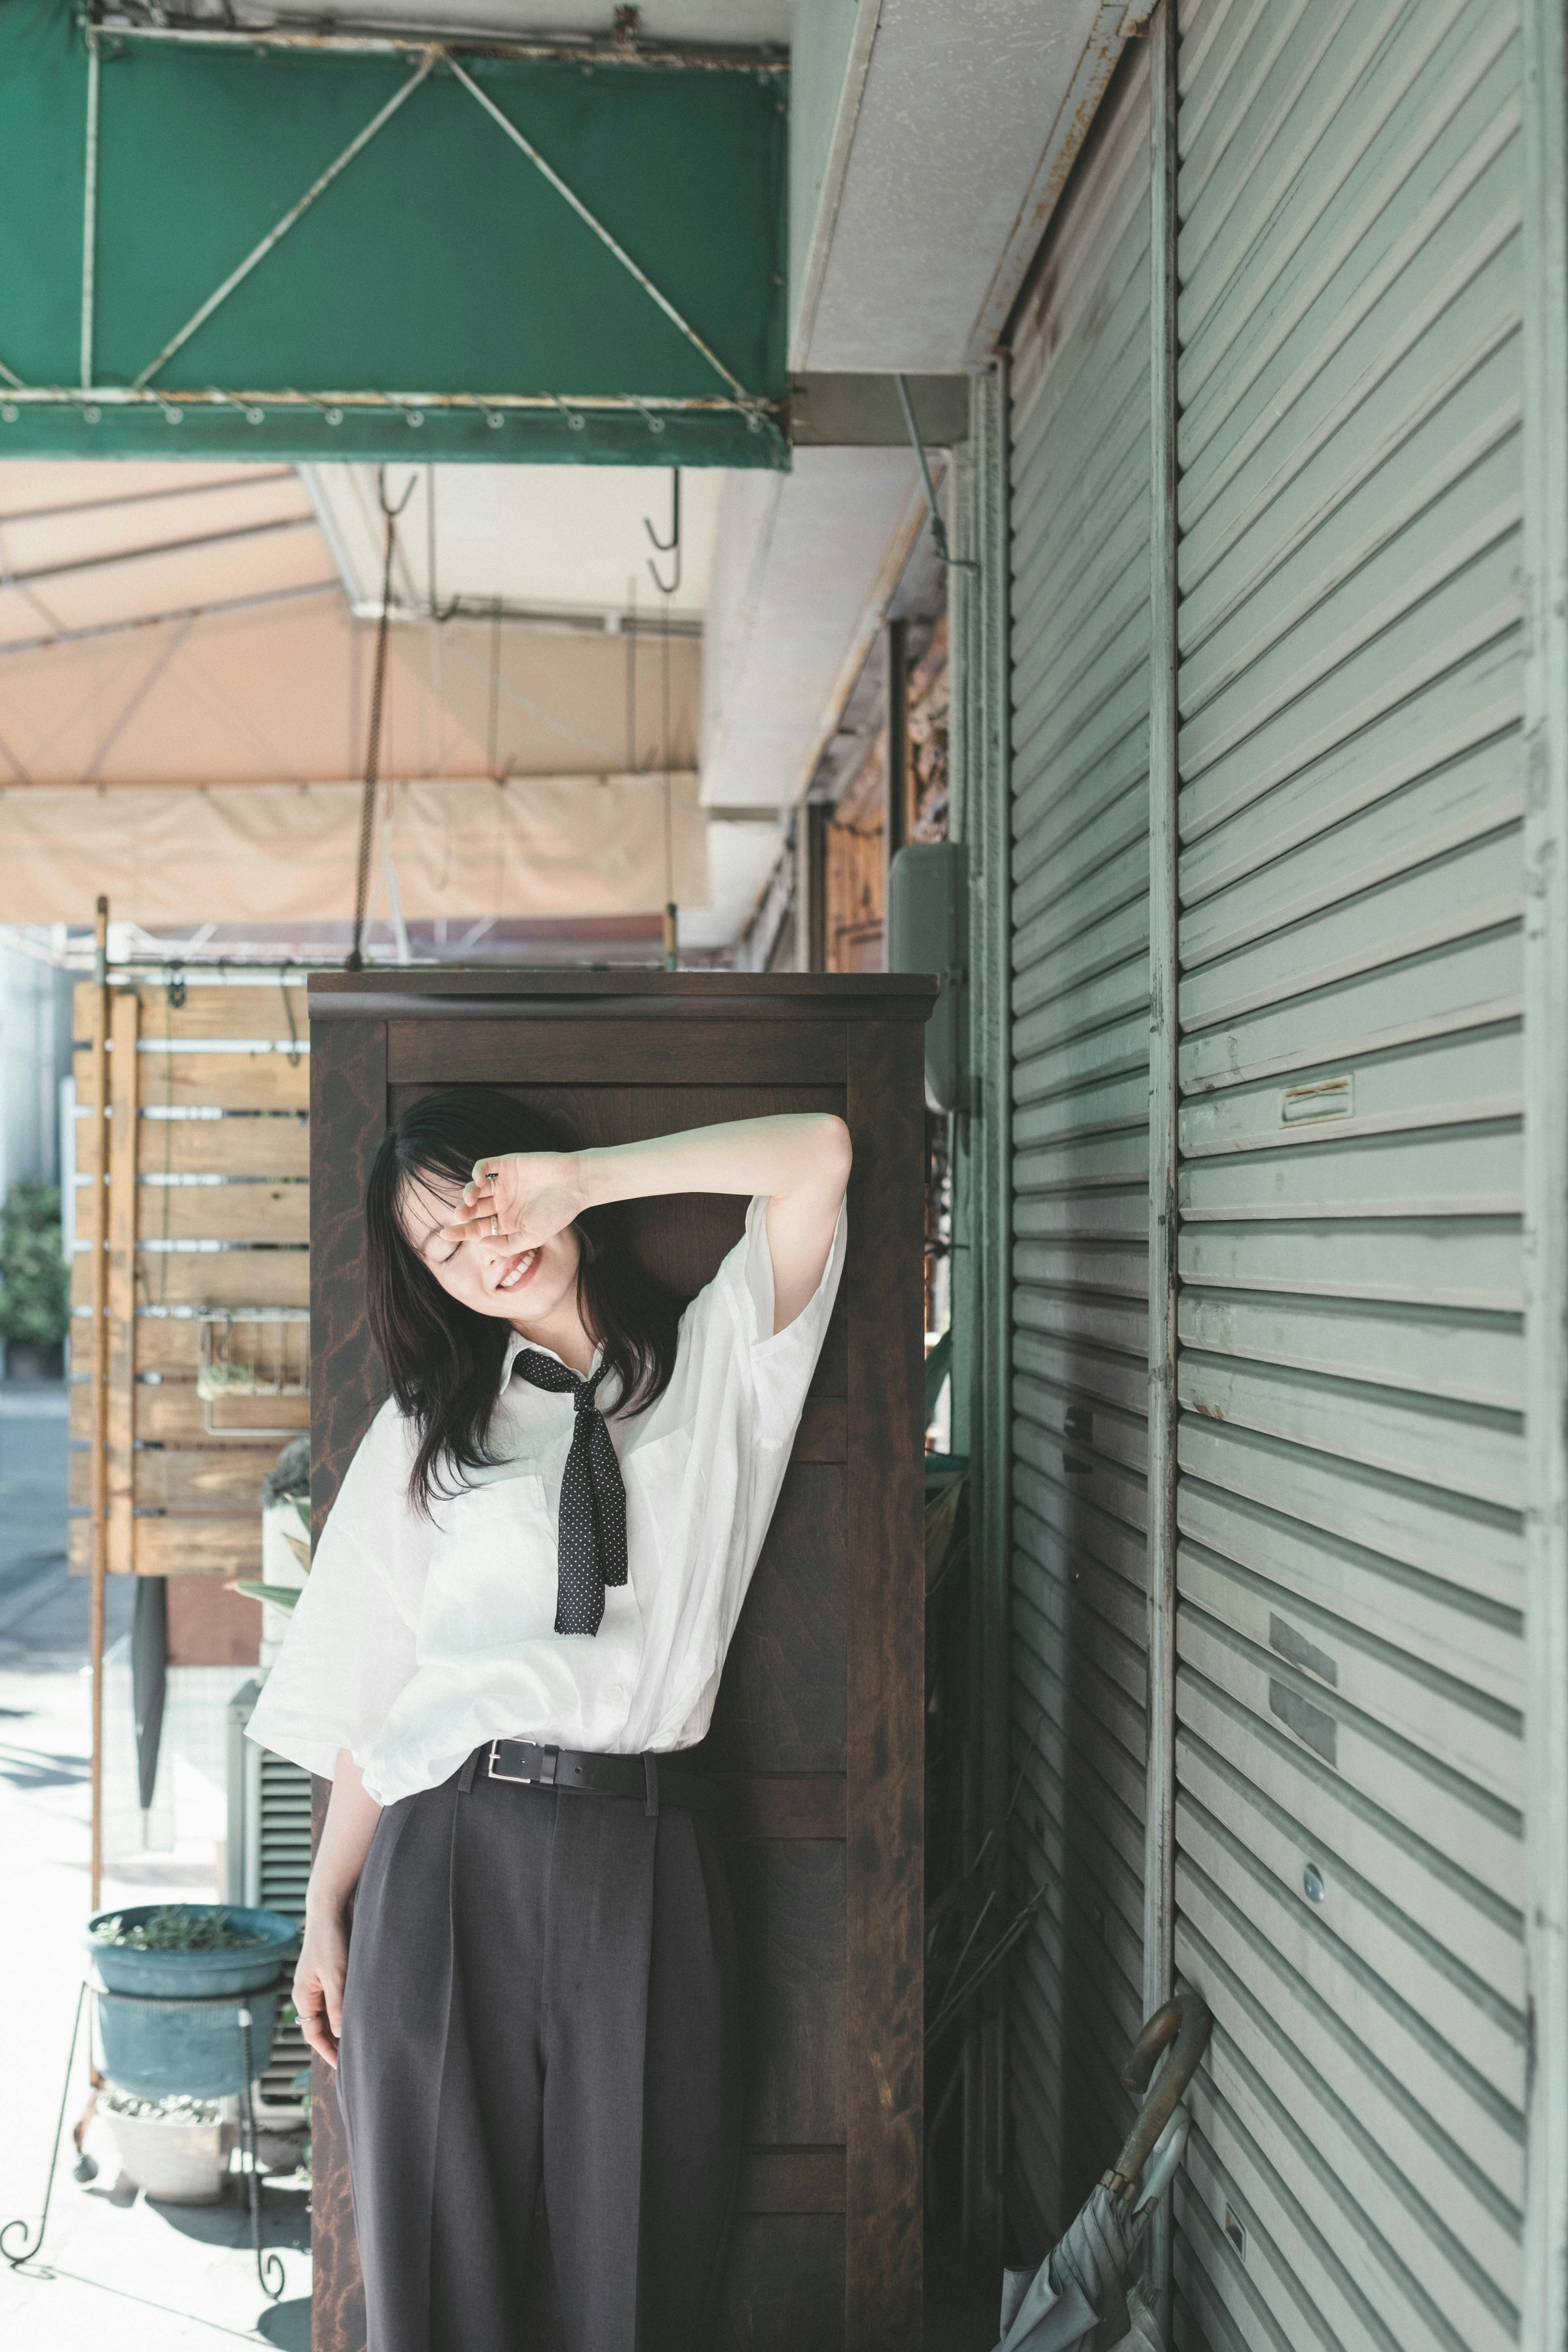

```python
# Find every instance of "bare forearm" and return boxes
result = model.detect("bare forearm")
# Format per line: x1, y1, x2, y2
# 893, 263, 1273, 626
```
577, 1114, 850, 1216
306, 1746, 381, 1920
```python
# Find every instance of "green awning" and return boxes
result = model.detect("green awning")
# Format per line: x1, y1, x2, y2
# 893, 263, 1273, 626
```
0, 2, 789, 467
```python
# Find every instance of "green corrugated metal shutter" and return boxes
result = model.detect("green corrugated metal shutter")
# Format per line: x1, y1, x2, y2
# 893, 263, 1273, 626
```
1170, 2, 1525, 2345
1005, 48, 1154, 2242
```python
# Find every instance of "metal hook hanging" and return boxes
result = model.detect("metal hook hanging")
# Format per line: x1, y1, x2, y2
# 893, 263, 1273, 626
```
644, 469, 681, 597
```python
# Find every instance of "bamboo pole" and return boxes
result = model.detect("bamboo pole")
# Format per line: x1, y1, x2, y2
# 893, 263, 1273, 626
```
88, 896, 109, 1912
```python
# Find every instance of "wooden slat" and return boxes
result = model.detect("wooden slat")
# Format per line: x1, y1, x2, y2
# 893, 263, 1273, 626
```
138, 1052, 311, 1112
118, 1250, 310, 1307
388, 1018, 847, 1088
721, 1775, 847, 1841
73, 1507, 262, 1576
134, 1319, 205, 1374
132, 1518, 262, 1575
793, 1396, 848, 1464
736, 2147, 847, 2215
107, 990, 140, 1578
125, 982, 310, 1041
139, 1385, 309, 1443
134, 1448, 283, 1512
136, 1114, 310, 1177
136, 1180, 310, 1243
71, 1381, 307, 1445
844, 1020, 925, 2343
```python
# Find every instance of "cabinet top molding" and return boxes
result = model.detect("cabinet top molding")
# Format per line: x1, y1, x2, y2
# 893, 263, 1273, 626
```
308, 971, 941, 1022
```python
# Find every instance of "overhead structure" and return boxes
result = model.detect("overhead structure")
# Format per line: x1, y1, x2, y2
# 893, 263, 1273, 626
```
0, 0, 788, 468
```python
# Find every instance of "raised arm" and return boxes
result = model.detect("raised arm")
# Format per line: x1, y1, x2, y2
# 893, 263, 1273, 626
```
445, 1113, 852, 1334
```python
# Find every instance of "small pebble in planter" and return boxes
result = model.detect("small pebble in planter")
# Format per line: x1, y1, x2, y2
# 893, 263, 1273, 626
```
101, 2092, 229, 2205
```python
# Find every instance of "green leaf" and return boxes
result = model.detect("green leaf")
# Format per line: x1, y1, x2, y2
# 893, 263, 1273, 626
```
235, 1581, 304, 1612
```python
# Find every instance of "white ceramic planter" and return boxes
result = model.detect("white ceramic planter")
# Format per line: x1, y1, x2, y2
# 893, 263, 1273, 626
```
103, 2102, 228, 2203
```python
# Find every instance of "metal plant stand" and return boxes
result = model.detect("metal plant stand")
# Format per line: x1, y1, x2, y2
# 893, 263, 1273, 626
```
0, 1975, 286, 2302
0, 1983, 89, 2271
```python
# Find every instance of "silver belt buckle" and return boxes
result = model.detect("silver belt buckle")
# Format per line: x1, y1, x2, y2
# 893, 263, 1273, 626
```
487, 1737, 530, 1784
487, 1738, 559, 1787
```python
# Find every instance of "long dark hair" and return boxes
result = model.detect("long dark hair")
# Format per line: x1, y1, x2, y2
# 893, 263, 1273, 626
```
365, 1088, 684, 1514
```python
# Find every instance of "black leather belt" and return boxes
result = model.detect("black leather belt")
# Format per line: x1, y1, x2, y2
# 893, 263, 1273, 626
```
474, 1737, 716, 1817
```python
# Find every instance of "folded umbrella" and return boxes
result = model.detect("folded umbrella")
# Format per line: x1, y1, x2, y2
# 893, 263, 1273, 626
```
131, 1573, 168, 1830
992, 1996, 1212, 2352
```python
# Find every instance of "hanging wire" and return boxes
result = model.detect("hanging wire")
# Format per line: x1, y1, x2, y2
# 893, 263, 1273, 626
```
487, 594, 502, 780
625, 572, 638, 771
347, 467, 416, 972
662, 599, 675, 969
642, 471, 681, 968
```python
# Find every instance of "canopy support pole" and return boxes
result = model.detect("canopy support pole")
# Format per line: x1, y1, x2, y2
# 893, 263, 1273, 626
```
80, 32, 98, 392
88, 895, 109, 1911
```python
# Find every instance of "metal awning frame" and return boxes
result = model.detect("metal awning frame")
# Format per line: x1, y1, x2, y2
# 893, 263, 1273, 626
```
88, 9, 790, 76
0, 20, 781, 448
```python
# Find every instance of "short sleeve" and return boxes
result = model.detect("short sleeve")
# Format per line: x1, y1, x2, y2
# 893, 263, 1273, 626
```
244, 1401, 428, 1782
677, 1194, 846, 1454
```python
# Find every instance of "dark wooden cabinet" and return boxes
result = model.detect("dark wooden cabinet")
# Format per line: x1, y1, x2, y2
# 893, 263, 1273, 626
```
306, 970, 933, 2352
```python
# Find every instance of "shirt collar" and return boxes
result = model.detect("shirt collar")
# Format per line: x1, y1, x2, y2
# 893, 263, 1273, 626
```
498, 1328, 602, 1398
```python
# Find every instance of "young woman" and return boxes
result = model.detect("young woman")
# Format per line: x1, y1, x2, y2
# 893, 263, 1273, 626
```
246, 1088, 850, 2352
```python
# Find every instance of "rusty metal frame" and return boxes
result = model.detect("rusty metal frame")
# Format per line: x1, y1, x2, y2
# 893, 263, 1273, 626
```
87, 12, 788, 75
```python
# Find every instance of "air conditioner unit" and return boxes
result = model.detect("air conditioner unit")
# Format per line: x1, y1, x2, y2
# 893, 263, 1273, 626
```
227, 1677, 312, 2124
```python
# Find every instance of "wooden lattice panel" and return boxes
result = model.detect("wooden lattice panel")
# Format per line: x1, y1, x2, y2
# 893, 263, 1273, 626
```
71, 978, 310, 1578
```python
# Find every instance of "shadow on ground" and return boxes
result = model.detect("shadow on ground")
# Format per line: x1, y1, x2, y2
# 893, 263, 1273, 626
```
257, 2294, 313, 2348
148, 2183, 311, 2252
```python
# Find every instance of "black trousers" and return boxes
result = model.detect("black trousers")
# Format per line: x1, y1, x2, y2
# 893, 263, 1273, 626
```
337, 1756, 742, 2352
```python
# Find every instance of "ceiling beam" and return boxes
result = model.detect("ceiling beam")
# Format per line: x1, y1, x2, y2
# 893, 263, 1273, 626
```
0, 467, 298, 528
1, 510, 316, 589
0, 578, 342, 662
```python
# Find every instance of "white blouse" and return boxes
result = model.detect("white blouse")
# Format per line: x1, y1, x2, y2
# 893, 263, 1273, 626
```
246, 1197, 846, 1808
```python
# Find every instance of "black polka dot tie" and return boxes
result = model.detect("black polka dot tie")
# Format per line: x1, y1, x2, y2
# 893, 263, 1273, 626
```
512, 1352, 627, 1637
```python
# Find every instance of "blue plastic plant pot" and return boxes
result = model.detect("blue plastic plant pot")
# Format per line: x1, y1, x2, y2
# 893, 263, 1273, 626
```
84, 1905, 299, 1997
96, 1983, 284, 2100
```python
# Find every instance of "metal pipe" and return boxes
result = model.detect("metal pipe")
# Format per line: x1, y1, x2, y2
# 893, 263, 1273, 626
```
130, 51, 437, 392
88, 895, 109, 1913
1521, 0, 1568, 2340
0, 509, 316, 589
1142, 11, 1181, 2330
92, 17, 786, 71
0, 466, 296, 527
0, 578, 340, 663
0, 384, 772, 416
80, 33, 100, 392
446, 56, 757, 408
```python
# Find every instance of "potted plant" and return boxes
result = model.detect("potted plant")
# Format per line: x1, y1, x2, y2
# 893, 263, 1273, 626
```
100, 2090, 229, 2204
85, 1903, 299, 2099
0, 1179, 68, 1381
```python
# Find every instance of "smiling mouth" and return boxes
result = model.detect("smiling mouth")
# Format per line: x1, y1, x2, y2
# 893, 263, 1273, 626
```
496, 1248, 540, 1294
